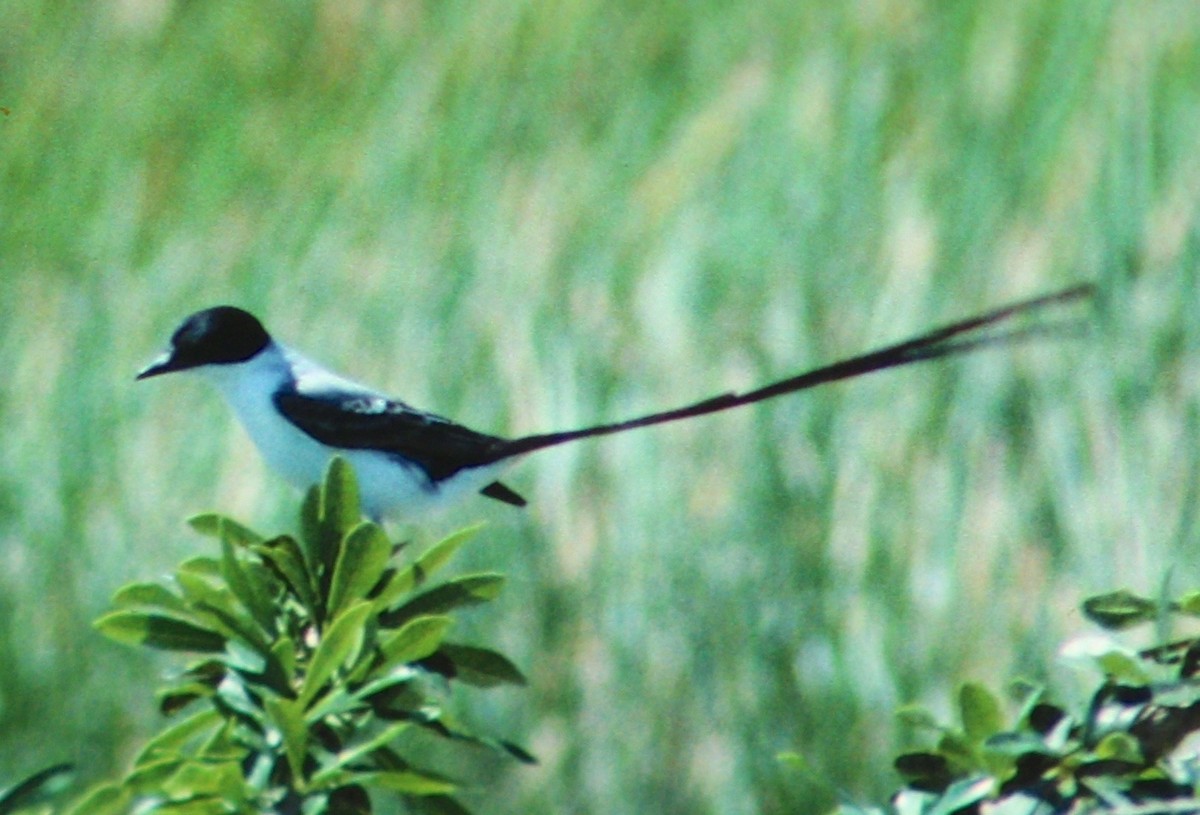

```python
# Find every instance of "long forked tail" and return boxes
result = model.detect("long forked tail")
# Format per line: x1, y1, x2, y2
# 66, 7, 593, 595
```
498, 283, 1095, 459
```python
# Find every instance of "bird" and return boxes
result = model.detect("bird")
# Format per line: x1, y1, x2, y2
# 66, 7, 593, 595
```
138, 284, 1093, 520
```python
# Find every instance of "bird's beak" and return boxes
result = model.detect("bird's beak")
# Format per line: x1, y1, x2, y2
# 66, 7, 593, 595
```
136, 350, 181, 381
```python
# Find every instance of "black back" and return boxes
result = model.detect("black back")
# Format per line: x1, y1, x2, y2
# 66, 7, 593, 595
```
273, 391, 513, 480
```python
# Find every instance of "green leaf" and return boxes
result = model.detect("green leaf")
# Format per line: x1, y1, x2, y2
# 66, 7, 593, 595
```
372, 568, 417, 614
135, 709, 224, 765
497, 739, 538, 765
123, 755, 186, 791
308, 722, 412, 788
895, 705, 942, 731
356, 666, 420, 698
272, 638, 297, 687
1176, 590, 1200, 617
936, 730, 975, 770
185, 512, 223, 538
61, 782, 130, 815
216, 672, 266, 722
255, 536, 317, 613
160, 757, 248, 801
95, 611, 226, 652
223, 636, 268, 674
173, 560, 275, 658
1096, 649, 1150, 684
415, 525, 482, 582
308, 658, 418, 721
174, 570, 229, 612
220, 538, 277, 637
1009, 680, 1045, 727
371, 527, 483, 613
982, 731, 1052, 758
188, 513, 265, 548
302, 685, 357, 724
265, 696, 309, 786
439, 644, 527, 687
402, 711, 536, 764
189, 599, 273, 660
1083, 590, 1158, 630
178, 555, 222, 580
111, 582, 189, 616
244, 558, 284, 607
301, 601, 374, 706
0, 763, 73, 814
1093, 732, 1143, 763
379, 616, 455, 668
960, 683, 1004, 743
299, 486, 324, 574
148, 796, 235, 814
354, 769, 456, 796
196, 719, 246, 762
322, 457, 362, 538
327, 522, 393, 620
382, 573, 505, 626
928, 775, 993, 812
158, 683, 214, 716
894, 751, 950, 781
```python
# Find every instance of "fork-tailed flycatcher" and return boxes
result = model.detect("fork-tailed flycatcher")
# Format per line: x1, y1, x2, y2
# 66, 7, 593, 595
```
137, 284, 1093, 519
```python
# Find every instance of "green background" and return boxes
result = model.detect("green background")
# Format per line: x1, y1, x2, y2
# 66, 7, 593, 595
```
1, 0, 1197, 812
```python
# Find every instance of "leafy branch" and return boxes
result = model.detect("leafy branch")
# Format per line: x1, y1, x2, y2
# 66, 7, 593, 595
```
818, 588, 1200, 815
66, 458, 530, 815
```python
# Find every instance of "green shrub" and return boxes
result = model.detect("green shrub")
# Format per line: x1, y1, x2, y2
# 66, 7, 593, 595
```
70, 458, 530, 814
817, 589, 1200, 814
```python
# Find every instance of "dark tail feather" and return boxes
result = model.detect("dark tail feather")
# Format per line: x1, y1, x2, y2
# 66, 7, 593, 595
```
480, 481, 527, 506
498, 283, 1095, 459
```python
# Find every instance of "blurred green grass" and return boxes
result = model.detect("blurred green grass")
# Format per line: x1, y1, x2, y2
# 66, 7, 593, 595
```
1, 0, 1198, 812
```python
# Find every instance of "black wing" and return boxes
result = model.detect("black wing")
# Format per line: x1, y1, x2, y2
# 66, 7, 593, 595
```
274, 391, 526, 506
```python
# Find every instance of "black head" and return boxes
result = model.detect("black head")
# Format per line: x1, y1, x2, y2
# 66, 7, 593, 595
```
137, 306, 271, 380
